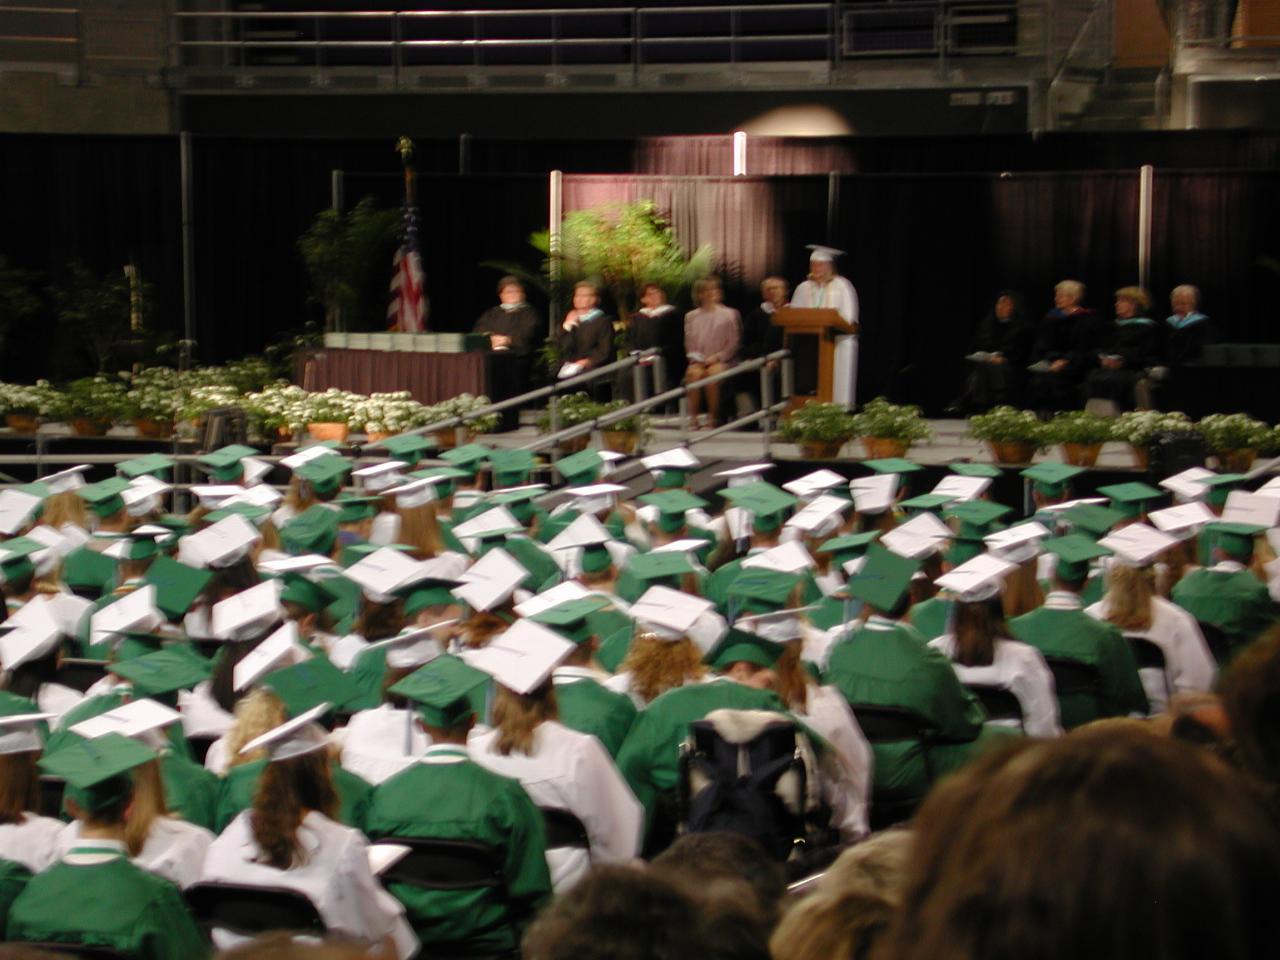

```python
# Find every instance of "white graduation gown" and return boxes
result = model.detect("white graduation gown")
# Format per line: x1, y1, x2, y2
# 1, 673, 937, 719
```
794, 684, 873, 840
201, 809, 419, 959
38, 683, 85, 726
57, 815, 214, 889
178, 680, 234, 739
339, 704, 431, 786
930, 634, 1063, 738
791, 275, 859, 407
469, 719, 643, 892
0, 811, 65, 872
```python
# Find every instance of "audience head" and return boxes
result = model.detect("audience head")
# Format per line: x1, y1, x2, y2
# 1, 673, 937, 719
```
651, 831, 786, 926
640, 282, 668, 308
761, 275, 789, 306
992, 290, 1022, 321
1114, 286, 1152, 318
1220, 628, 1280, 803
572, 281, 600, 311
693, 276, 723, 308
881, 727, 1280, 960
497, 275, 525, 303
1170, 284, 1200, 316
1054, 278, 1085, 309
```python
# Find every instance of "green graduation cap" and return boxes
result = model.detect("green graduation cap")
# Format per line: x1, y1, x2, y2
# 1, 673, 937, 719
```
1021, 462, 1085, 498
865, 458, 922, 476
62, 547, 118, 597
390, 654, 490, 729
380, 434, 435, 467
488, 449, 537, 489
402, 582, 457, 617
77, 477, 130, 519
1098, 482, 1164, 519
727, 568, 801, 614
279, 572, 329, 613
316, 574, 361, 630
945, 499, 1012, 532
722, 482, 798, 533
117, 454, 176, 481
1062, 503, 1125, 540
108, 646, 212, 697
339, 541, 413, 568
264, 657, 360, 718
529, 596, 612, 645
706, 629, 783, 671
281, 505, 341, 556
205, 503, 272, 527
950, 462, 1003, 479
898, 493, 954, 516
1205, 521, 1265, 560
336, 495, 381, 525
639, 489, 708, 533
624, 550, 698, 584
841, 543, 921, 613
946, 537, 986, 566
439, 443, 492, 476
1044, 534, 1112, 582
554, 448, 604, 486
1196, 473, 1248, 508
198, 444, 259, 483
296, 455, 352, 499
817, 531, 881, 564
113, 630, 172, 663
408, 465, 471, 499
39, 732, 156, 815
143, 555, 214, 622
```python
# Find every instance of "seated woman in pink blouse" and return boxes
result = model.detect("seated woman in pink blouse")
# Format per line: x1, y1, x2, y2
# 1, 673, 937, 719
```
683, 276, 741, 430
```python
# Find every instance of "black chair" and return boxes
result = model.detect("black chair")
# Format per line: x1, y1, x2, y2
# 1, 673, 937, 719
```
542, 808, 590, 850
372, 837, 504, 892
1197, 621, 1236, 667
56, 658, 109, 693
187, 735, 219, 767
849, 704, 935, 831
186, 882, 326, 939
1124, 635, 1172, 707
39, 775, 66, 818
1044, 656, 1103, 727
964, 684, 1025, 733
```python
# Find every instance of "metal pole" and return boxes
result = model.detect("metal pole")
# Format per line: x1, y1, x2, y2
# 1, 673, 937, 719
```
459, 133, 472, 175
826, 170, 840, 241
549, 169, 564, 339
331, 169, 344, 212
761, 364, 774, 458
180, 131, 196, 372
1138, 164, 1154, 291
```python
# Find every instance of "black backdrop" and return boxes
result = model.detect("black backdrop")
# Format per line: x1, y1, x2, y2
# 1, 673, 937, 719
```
1, 131, 1277, 413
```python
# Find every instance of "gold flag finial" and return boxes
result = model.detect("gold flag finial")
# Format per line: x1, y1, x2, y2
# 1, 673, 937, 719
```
396, 136, 415, 165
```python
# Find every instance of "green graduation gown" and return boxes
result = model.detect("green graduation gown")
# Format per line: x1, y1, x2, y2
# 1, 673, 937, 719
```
1172, 563, 1279, 660
1008, 592, 1149, 728
551, 667, 637, 758
214, 758, 373, 833
365, 745, 552, 953
0, 858, 31, 934
908, 596, 953, 641
6, 844, 208, 960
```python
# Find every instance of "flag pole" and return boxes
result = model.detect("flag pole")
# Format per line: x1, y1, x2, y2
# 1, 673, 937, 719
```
398, 135, 416, 208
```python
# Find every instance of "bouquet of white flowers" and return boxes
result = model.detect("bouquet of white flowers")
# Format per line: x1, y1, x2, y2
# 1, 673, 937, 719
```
0, 380, 62, 417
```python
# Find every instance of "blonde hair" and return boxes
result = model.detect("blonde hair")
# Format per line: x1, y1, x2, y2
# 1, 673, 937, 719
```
224, 688, 289, 768
397, 504, 447, 557
1055, 279, 1085, 302
1102, 564, 1155, 631
283, 476, 317, 516
773, 639, 809, 713
41, 491, 88, 530
124, 758, 169, 857
1170, 284, 1200, 307
1001, 559, 1045, 620
492, 682, 558, 756
620, 633, 707, 705
1115, 285, 1152, 314
1156, 540, 1195, 598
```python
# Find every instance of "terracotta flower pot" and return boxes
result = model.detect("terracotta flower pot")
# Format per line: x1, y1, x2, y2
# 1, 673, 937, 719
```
1218, 448, 1257, 472
861, 437, 908, 460
307, 422, 350, 442
988, 440, 1038, 465
433, 428, 459, 449
602, 429, 639, 455
133, 417, 172, 439
1130, 444, 1150, 470
4, 413, 39, 434
1060, 442, 1102, 467
70, 417, 111, 437
366, 431, 393, 443
558, 434, 591, 455
801, 439, 848, 459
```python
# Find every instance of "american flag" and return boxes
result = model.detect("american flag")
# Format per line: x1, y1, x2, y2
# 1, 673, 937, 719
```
387, 201, 428, 332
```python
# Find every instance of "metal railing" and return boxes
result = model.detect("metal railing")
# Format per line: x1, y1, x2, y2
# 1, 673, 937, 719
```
1046, 0, 1113, 129
1175, 0, 1280, 50
0, 4, 82, 79
841, 0, 1034, 61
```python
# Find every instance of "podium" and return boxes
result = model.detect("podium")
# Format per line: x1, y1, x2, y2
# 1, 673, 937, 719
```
772, 307, 859, 407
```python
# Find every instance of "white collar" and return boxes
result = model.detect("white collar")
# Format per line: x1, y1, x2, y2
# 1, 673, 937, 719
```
421, 744, 469, 764
1044, 591, 1083, 610
864, 614, 901, 631
760, 302, 778, 315
553, 665, 605, 684
1211, 560, 1246, 573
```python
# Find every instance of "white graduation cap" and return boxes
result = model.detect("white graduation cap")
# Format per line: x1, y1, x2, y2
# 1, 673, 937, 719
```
258, 554, 340, 575
806, 244, 845, 262
650, 537, 711, 555
931, 475, 991, 503
1149, 502, 1216, 541
280, 445, 343, 472
354, 461, 407, 492
123, 476, 171, 517
742, 540, 815, 575
240, 457, 273, 487
178, 514, 261, 569
713, 464, 773, 488
785, 494, 849, 538
451, 548, 528, 612
850, 474, 897, 515
842, 555, 868, 576
783, 469, 847, 501
189, 485, 249, 510
17, 526, 65, 577
630, 586, 713, 637
562, 483, 629, 516
881, 529, 944, 561
26, 592, 92, 637
89, 585, 162, 647
547, 513, 613, 553
463, 619, 575, 695
389, 478, 437, 510
893, 511, 953, 541
1037, 497, 1108, 514
211, 579, 283, 642
735, 608, 804, 643
225, 484, 283, 510
935, 553, 1017, 602
513, 580, 592, 618
0, 600, 62, 671
233, 621, 311, 692
365, 624, 446, 671
984, 521, 1050, 564
0, 489, 43, 536
43, 465, 91, 495
346, 547, 430, 603
1099, 523, 1179, 568
0, 711, 55, 755
240, 703, 331, 762
1159, 467, 1217, 503
596, 450, 627, 477
1222, 491, 1280, 529
452, 507, 524, 542
71, 698, 181, 745
641, 447, 700, 474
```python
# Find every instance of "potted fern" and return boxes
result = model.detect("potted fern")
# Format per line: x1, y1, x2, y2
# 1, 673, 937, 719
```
968, 406, 1047, 465
1046, 410, 1115, 467
537, 391, 603, 454
1197, 413, 1271, 472
599, 399, 653, 455
1112, 410, 1197, 469
850, 396, 932, 459
778, 401, 860, 459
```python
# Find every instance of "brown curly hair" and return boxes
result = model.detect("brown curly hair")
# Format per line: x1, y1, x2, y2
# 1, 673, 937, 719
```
492, 681, 558, 757
773, 639, 809, 713
250, 750, 339, 870
0, 753, 39, 824
459, 610, 510, 649
620, 634, 707, 705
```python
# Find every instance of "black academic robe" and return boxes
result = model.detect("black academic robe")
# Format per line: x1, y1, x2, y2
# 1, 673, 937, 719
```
472, 304, 542, 357
555, 312, 615, 369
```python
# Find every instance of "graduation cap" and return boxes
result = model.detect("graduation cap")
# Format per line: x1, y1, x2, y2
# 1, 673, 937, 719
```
705, 628, 783, 671
642, 447, 700, 489
233, 622, 312, 692
1062, 503, 1125, 540
439, 443, 492, 476
529, 595, 612, 645
351, 460, 406, 494
197, 444, 260, 483
734, 607, 806, 644
100, 529, 168, 563
930, 475, 990, 503
379, 433, 436, 467
117, 453, 175, 481
69, 698, 182, 746
488, 448, 538, 489
452, 507, 525, 546
722, 482, 798, 533
339, 541, 412, 568
0, 709, 54, 756
296, 455, 352, 499
385, 478, 437, 511
0, 535, 50, 582
865, 458, 922, 477
898, 493, 955, 516
945, 500, 1012, 538
1222, 491, 1280, 529
950, 462, 1002, 479
1204, 521, 1266, 560
346, 547, 429, 603
1098, 482, 1164, 519
39, 731, 156, 814
882, 512, 952, 560
107, 645, 212, 697
121, 477, 171, 518
742, 541, 814, 576
561, 482, 629, 518
639, 489, 708, 533
1149, 502, 1215, 542
279, 505, 341, 557
463, 618, 575, 694
841, 543, 921, 612
178, 514, 261, 569
407, 465, 471, 499
817, 530, 880, 564
630, 586, 716, 641
205, 503, 273, 529
390, 654, 489, 728
136, 556, 209, 625
714, 463, 774, 489
1043, 534, 1111, 582
62, 546, 117, 597
264, 659, 358, 719
279, 442, 343, 472
984, 521, 1050, 564
0, 602, 63, 672
89, 585, 163, 649
1195, 472, 1249, 508
1159, 467, 1217, 504
335, 494, 381, 526
41, 465, 90, 495
0, 489, 45, 536
452, 548, 529, 612
554, 448, 605, 487
806, 244, 844, 262
240, 703, 331, 761
785, 495, 849, 539
1098, 522, 1179, 568
77, 477, 130, 519
623, 550, 698, 586
727, 568, 802, 616
489, 485, 547, 525
782, 469, 847, 501
1021, 462, 1085, 499
934, 553, 1016, 603
849, 474, 897, 515
211, 579, 283, 641
402, 581, 459, 618
547, 513, 615, 574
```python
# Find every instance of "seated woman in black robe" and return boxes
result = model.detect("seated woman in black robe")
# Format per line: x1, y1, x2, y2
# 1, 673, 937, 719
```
1026, 279, 1104, 415
949, 290, 1033, 413
1164, 284, 1212, 367
1084, 286, 1162, 412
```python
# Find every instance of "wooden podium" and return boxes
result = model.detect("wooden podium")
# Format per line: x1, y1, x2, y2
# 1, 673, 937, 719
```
772, 307, 859, 407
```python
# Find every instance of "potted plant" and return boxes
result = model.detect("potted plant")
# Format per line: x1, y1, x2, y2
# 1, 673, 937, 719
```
778, 401, 860, 459
599, 399, 653, 455
1197, 413, 1271, 472
62, 375, 131, 436
242, 382, 310, 441
0, 380, 60, 433
1111, 410, 1197, 468
850, 396, 932, 459
1046, 410, 1115, 467
537, 391, 603, 454
123, 366, 184, 438
968, 406, 1047, 465
298, 197, 399, 332
355, 391, 429, 442
177, 383, 243, 429
303, 388, 364, 442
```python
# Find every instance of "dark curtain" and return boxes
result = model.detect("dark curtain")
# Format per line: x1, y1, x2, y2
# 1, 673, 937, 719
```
634, 136, 856, 176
